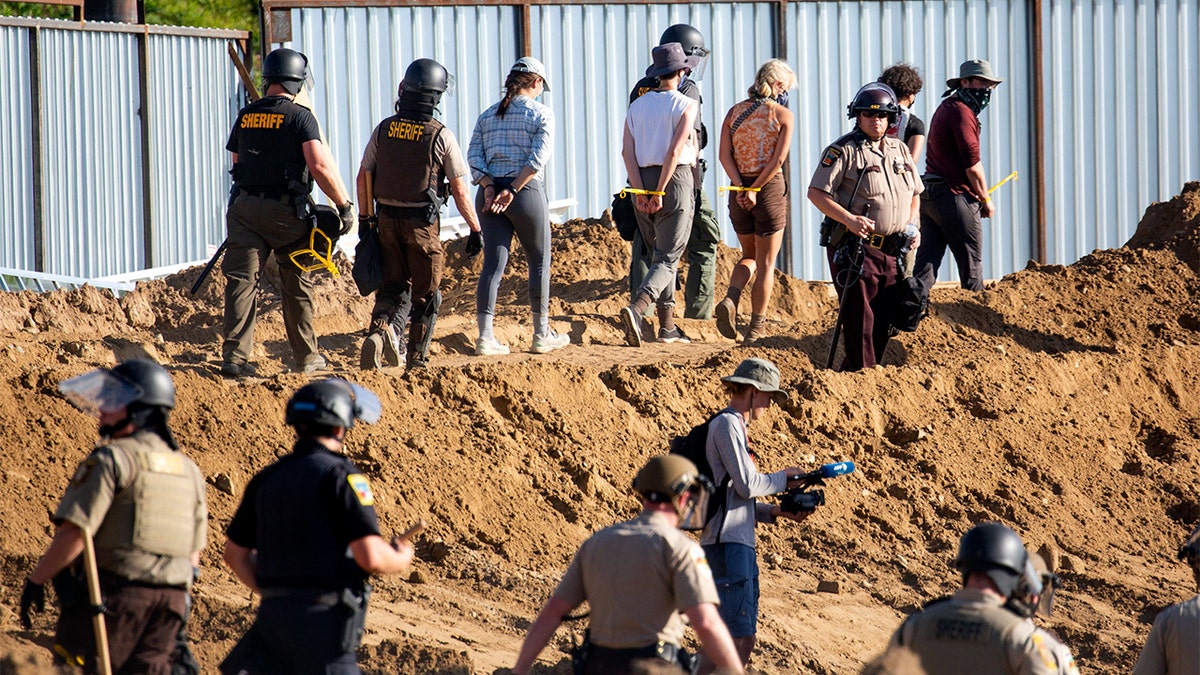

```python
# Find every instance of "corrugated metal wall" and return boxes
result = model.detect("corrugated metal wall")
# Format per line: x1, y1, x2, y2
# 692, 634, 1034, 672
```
146, 33, 243, 268
785, 0, 1035, 282
1, 18, 244, 279
0, 26, 36, 269
1042, 0, 1200, 262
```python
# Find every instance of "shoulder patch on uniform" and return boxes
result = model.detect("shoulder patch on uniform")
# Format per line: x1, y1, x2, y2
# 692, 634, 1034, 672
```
69, 457, 99, 488
821, 145, 843, 167
1031, 631, 1057, 669
347, 474, 375, 506
688, 544, 713, 577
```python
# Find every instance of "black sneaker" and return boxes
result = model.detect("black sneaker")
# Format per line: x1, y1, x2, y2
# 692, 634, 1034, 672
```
657, 326, 691, 344
619, 306, 643, 348
220, 361, 245, 378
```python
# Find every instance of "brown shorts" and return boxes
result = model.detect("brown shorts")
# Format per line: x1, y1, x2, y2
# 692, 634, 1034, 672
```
728, 172, 788, 237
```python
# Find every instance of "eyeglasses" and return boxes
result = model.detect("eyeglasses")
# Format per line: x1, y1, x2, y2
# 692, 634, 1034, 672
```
861, 111, 890, 119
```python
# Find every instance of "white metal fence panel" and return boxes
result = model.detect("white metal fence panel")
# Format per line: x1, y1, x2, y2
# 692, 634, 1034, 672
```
146, 33, 243, 267
1043, 0, 1200, 263
530, 2, 778, 230
1, 25, 36, 269
40, 26, 144, 277
282, 5, 521, 234
786, 0, 1034, 282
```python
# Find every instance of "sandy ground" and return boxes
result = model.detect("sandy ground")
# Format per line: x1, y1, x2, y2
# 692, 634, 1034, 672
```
2, 181, 1200, 673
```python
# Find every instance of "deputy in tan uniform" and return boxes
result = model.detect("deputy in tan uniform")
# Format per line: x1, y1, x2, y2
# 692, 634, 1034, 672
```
356, 58, 481, 371
890, 523, 1059, 675
1007, 552, 1080, 675
20, 360, 207, 673
512, 455, 744, 675
1132, 522, 1200, 674
808, 82, 923, 371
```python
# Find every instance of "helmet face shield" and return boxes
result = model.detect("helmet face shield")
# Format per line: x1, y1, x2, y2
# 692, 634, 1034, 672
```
688, 53, 710, 82
59, 369, 143, 416
326, 378, 383, 425
677, 475, 714, 530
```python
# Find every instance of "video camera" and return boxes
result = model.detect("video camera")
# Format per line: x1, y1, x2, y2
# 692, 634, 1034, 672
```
780, 461, 855, 515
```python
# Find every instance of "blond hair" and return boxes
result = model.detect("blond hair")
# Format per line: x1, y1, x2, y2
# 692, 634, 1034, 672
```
748, 59, 796, 99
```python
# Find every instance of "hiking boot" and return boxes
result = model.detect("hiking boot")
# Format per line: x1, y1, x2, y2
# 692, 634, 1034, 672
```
657, 326, 691, 344
220, 361, 246, 378
619, 306, 643, 348
299, 354, 327, 374
381, 325, 403, 367
715, 298, 738, 340
531, 330, 570, 354
744, 316, 768, 344
406, 352, 428, 371
360, 332, 384, 370
475, 336, 510, 356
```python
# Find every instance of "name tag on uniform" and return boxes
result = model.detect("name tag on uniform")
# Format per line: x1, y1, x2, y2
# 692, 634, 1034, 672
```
347, 474, 375, 506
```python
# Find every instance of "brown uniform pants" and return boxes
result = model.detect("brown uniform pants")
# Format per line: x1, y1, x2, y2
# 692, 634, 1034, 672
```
54, 580, 187, 675
373, 204, 443, 321
222, 193, 318, 369
583, 653, 685, 675
828, 242, 901, 371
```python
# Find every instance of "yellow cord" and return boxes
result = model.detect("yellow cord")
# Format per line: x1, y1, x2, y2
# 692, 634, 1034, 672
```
619, 187, 667, 198
718, 186, 763, 196
987, 170, 1018, 196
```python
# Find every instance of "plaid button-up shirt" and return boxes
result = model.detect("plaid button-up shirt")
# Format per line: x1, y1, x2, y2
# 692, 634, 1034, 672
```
468, 95, 554, 183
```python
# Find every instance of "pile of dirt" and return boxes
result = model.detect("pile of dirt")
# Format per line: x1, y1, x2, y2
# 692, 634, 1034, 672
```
1, 193, 1199, 674
1126, 180, 1200, 272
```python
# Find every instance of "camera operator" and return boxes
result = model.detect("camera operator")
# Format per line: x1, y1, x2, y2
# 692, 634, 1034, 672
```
694, 358, 814, 674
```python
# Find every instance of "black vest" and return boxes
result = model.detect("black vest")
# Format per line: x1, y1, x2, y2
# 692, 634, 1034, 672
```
230, 96, 313, 192
373, 115, 446, 204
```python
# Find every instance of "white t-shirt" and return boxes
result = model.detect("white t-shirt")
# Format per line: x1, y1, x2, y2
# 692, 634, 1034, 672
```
626, 89, 697, 168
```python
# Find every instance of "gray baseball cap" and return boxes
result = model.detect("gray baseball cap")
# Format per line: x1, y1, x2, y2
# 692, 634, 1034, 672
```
721, 358, 790, 402
511, 56, 550, 92
945, 58, 1004, 91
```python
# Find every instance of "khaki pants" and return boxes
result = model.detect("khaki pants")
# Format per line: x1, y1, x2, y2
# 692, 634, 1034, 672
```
222, 194, 318, 369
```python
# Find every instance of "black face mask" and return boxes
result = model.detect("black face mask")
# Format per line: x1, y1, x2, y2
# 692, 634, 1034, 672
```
957, 87, 992, 115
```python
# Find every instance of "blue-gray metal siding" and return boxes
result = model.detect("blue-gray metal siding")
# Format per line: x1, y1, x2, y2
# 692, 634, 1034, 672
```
0, 26, 36, 269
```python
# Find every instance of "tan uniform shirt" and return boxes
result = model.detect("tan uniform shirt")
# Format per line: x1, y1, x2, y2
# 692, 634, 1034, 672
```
1133, 594, 1200, 675
808, 129, 923, 236
359, 122, 469, 208
55, 430, 207, 587
890, 589, 1060, 675
553, 511, 719, 649
1027, 622, 1080, 675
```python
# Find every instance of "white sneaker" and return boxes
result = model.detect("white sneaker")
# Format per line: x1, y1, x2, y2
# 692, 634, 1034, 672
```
531, 330, 570, 354
475, 336, 510, 356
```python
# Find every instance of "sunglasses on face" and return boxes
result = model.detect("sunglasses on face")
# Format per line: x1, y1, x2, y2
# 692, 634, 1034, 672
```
861, 111, 890, 119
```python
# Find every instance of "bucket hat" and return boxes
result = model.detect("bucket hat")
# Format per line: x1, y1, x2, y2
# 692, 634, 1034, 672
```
721, 358, 790, 402
945, 59, 1003, 92
511, 56, 550, 92
645, 42, 700, 78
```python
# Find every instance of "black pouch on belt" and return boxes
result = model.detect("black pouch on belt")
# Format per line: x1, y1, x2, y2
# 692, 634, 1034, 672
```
337, 585, 371, 653
820, 216, 849, 249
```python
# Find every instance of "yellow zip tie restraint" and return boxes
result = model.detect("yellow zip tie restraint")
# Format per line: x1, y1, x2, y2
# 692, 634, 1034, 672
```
289, 227, 340, 277
987, 170, 1018, 196
718, 185, 763, 196
619, 187, 667, 198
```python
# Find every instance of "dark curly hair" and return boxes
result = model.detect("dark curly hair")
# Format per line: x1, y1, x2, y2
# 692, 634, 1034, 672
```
878, 62, 923, 100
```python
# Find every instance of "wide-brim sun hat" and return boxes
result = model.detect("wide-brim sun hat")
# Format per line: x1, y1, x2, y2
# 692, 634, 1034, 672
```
645, 42, 701, 79
945, 58, 1003, 91
720, 358, 790, 402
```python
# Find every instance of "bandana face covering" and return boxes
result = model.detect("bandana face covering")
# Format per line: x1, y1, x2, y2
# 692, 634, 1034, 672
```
957, 87, 992, 114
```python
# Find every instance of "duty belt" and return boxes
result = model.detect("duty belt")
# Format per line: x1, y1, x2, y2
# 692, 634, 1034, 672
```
260, 587, 344, 606
589, 641, 681, 664
865, 231, 908, 256
239, 188, 294, 203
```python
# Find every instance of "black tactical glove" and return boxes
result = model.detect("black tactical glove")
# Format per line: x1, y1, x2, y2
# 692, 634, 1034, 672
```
358, 214, 378, 230
466, 230, 483, 259
20, 579, 44, 629
337, 202, 355, 236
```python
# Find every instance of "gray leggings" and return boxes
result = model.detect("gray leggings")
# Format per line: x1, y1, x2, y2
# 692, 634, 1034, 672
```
475, 178, 551, 318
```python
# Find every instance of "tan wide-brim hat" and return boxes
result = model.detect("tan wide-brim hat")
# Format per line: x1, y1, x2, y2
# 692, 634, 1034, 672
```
945, 58, 1004, 91
720, 358, 790, 403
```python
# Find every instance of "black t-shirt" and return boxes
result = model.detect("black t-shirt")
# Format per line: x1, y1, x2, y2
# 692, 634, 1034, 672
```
904, 113, 926, 142
226, 95, 322, 190
227, 439, 381, 588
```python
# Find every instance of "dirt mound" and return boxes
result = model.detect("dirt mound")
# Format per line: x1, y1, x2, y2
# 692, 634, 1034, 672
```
1126, 180, 1200, 272
2, 192, 1199, 673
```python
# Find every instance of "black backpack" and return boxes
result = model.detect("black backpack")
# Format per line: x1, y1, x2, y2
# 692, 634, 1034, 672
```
669, 413, 730, 529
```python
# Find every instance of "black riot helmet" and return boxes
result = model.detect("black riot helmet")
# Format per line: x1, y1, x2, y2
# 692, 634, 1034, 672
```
401, 58, 451, 95
660, 24, 708, 57
954, 522, 1029, 598
847, 82, 901, 122
111, 360, 176, 409
262, 48, 309, 95
286, 378, 383, 431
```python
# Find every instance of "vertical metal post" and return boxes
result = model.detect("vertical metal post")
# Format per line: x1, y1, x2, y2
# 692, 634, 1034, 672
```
137, 28, 153, 267
520, 2, 532, 57
1031, 0, 1046, 263
30, 27, 45, 273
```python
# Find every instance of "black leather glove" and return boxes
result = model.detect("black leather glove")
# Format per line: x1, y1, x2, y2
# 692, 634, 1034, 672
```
337, 202, 355, 236
466, 230, 483, 259
20, 579, 44, 629
358, 214, 378, 230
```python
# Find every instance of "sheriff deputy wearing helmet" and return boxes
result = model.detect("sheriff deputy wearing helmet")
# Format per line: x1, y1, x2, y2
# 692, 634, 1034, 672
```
512, 455, 745, 675
219, 378, 414, 674
890, 523, 1059, 674
20, 360, 207, 672
807, 83, 924, 371
1132, 522, 1200, 674
222, 47, 356, 377
628, 23, 722, 325
1007, 551, 1080, 675
356, 58, 481, 371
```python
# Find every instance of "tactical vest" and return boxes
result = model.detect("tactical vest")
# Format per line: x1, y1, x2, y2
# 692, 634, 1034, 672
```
254, 443, 369, 590
93, 433, 201, 561
373, 115, 446, 204
900, 597, 1025, 675
231, 96, 312, 192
